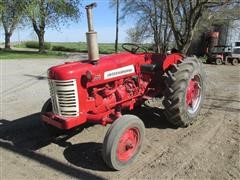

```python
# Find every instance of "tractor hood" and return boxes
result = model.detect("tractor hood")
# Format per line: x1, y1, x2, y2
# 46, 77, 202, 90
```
47, 52, 146, 83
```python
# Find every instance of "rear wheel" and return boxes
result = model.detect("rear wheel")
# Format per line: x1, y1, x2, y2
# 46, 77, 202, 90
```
231, 59, 238, 66
216, 58, 222, 65
102, 115, 145, 170
41, 98, 65, 136
162, 57, 206, 127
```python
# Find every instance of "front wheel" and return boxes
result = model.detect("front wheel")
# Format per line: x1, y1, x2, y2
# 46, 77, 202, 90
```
163, 57, 206, 127
102, 115, 145, 170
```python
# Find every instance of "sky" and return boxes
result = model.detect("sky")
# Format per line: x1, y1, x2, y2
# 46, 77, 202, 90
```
0, 0, 134, 43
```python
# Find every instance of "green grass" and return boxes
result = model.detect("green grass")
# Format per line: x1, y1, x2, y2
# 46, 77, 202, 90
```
15, 42, 124, 54
0, 49, 65, 60
52, 42, 87, 52
5, 41, 151, 60
51, 42, 124, 54
49, 42, 152, 53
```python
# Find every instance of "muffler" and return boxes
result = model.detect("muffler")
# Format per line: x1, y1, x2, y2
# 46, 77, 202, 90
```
85, 3, 99, 63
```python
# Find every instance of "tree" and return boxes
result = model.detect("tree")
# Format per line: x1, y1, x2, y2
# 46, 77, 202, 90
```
26, 0, 81, 53
0, 0, 25, 49
0, 1, 3, 12
165, 0, 237, 54
121, 0, 239, 54
122, 0, 172, 53
188, 2, 240, 55
126, 26, 147, 43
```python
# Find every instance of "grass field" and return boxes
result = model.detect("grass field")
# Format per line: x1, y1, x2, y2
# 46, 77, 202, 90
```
15, 42, 123, 54
1, 41, 151, 59
52, 42, 123, 54
0, 49, 65, 59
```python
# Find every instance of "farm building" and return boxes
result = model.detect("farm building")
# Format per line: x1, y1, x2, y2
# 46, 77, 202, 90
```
188, 20, 240, 56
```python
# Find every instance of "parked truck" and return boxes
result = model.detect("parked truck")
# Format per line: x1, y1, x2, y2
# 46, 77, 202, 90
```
207, 45, 240, 65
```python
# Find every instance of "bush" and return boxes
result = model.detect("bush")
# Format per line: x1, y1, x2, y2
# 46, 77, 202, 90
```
25, 41, 51, 50
52, 45, 79, 52
99, 48, 114, 54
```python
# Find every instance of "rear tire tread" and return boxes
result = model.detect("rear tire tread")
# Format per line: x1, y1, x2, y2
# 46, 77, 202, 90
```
162, 57, 206, 127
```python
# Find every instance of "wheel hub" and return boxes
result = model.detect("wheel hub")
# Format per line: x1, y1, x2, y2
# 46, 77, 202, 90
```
117, 128, 140, 162
186, 75, 202, 114
126, 143, 133, 150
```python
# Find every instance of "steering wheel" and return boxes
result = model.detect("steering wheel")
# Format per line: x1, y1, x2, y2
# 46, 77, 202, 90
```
122, 43, 147, 54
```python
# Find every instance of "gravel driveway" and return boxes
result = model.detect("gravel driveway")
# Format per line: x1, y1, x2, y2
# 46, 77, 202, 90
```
0, 56, 239, 179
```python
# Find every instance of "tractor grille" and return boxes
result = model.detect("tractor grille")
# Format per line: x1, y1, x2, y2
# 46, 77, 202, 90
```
48, 79, 79, 117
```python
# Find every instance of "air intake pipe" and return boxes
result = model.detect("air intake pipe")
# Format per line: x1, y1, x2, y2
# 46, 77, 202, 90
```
85, 3, 99, 63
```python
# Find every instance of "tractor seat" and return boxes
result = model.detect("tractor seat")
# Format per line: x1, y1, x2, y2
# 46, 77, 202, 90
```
140, 64, 159, 74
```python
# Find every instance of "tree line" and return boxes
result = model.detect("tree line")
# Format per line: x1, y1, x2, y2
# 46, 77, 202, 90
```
0, 0, 81, 52
1, 0, 240, 54
117, 0, 240, 54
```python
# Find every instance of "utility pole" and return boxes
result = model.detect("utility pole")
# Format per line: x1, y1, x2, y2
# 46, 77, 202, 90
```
18, 27, 20, 47
114, 0, 119, 53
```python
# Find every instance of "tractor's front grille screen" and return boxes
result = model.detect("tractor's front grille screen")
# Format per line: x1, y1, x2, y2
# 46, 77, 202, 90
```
48, 79, 79, 117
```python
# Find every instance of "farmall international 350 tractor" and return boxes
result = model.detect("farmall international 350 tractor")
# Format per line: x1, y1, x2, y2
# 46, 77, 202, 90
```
41, 3, 206, 170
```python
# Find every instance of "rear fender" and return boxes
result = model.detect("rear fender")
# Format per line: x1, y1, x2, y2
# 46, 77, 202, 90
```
163, 53, 184, 71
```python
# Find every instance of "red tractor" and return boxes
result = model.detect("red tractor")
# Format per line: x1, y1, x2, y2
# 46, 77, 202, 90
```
41, 3, 206, 170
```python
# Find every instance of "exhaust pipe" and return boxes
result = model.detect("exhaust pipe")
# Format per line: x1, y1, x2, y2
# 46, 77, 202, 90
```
85, 3, 99, 63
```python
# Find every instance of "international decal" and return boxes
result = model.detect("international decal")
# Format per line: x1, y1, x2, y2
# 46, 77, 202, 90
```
104, 65, 135, 80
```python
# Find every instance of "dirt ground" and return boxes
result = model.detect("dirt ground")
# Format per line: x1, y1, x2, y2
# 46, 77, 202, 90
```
0, 56, 239, 180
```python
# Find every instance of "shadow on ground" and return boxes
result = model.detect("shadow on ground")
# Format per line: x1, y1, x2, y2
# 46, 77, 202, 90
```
0, 113, 103, 179
24, 74, 48, 80
0, 106, 175, 174
4, 95, 232, 174
130, 107, 176, 129
64, 142, 109, 171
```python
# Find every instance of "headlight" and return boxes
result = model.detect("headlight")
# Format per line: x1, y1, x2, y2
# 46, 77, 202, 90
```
47, 69, 54, 79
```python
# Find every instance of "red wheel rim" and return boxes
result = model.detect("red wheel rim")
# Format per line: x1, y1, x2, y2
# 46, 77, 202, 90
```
186, 75, 202, 114
117, 128, 140, 162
